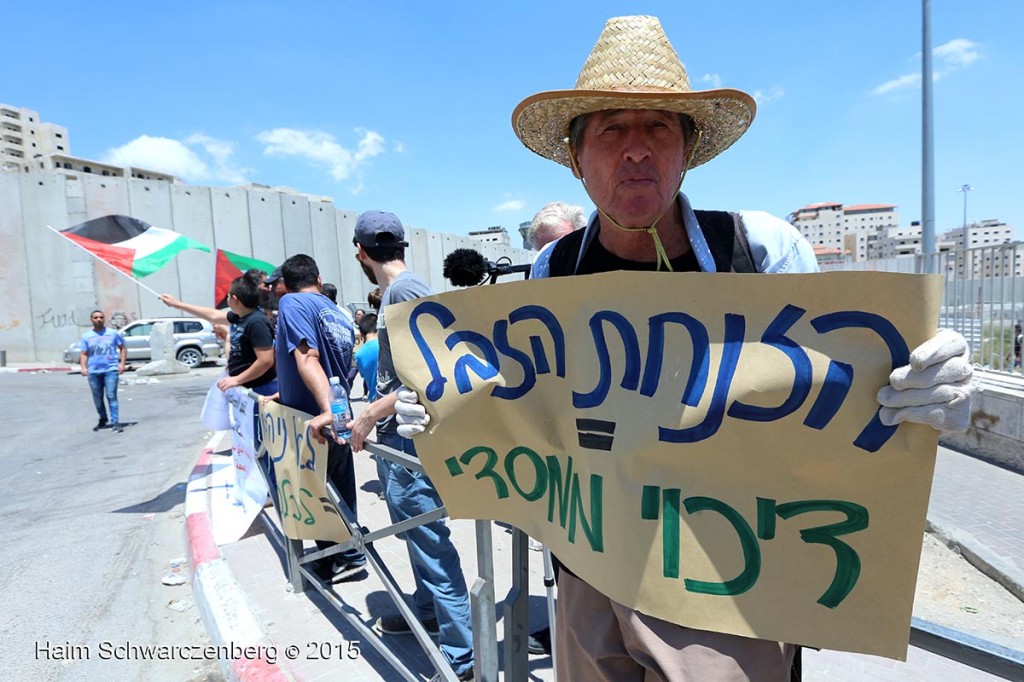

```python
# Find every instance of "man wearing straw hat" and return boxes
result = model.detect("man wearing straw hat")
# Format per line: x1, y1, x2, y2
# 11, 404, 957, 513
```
513, 14, 976, 680
399, 14, 977, 681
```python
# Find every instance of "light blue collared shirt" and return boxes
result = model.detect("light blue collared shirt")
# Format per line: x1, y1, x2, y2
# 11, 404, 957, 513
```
530, 193, 819, 278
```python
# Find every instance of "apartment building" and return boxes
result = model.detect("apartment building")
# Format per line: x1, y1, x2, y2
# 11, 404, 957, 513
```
469, 226, 511, 246
790, 202, 899, 261
1, 104, 69, 171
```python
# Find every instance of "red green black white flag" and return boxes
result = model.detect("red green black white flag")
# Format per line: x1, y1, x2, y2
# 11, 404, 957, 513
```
215, 249, 275, 307
51, 214, 211, 279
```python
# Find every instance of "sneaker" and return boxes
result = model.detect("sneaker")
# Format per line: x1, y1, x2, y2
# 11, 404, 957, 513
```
111, 423, 124, 433
93, 419, 108, 432
330, 555, 367, 583
375, 614, 439, 636
528, 627, 551, 656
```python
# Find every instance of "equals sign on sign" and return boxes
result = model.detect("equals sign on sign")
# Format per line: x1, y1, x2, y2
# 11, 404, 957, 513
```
576, 418, 616, 451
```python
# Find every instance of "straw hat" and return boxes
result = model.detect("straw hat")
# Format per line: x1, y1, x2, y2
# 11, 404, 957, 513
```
512, 15, 756, 169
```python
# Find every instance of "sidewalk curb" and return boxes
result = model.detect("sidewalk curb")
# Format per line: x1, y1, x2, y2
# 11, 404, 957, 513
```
926, 517, 1024, 604
186, 442, 292, 682
0, 365, 73, 373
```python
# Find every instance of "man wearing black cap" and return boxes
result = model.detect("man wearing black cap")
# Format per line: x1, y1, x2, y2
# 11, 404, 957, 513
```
263, 266, 286, 301
347, 211, 474, 681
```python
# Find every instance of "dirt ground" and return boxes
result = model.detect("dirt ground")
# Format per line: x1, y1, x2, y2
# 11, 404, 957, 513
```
914, 532, 1024, 651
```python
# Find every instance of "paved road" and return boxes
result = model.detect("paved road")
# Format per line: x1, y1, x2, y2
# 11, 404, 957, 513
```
0, 368, 224, 681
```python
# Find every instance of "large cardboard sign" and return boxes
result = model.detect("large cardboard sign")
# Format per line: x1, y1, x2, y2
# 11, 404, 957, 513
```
260, 400, 352, 544
388, 271, 942, 660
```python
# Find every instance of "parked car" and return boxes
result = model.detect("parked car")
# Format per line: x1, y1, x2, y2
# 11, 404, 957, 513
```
63, 317, 223, 369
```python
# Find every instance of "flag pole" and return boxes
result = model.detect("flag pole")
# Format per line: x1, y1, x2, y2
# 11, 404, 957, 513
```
47, 225, 163, 298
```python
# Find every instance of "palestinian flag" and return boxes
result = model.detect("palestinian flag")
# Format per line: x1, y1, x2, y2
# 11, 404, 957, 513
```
215, 248, 275, 307
55, 214, 210, 278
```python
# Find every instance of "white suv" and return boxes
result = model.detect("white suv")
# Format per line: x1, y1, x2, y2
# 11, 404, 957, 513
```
65, 317, 223, 369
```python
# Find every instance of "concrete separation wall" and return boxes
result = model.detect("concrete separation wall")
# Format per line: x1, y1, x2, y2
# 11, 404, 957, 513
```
1, 171, 533, 363
941, 370, 1024, 474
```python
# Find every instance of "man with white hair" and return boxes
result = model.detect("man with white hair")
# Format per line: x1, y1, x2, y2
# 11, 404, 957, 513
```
527, 201, 587, 250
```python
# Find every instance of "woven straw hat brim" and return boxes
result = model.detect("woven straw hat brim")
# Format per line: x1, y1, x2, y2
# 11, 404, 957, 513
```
512, 87, 756, 169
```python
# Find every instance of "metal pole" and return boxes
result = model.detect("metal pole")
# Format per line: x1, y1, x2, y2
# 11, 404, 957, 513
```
959, 184, 973, 250
921, 0, 936, 272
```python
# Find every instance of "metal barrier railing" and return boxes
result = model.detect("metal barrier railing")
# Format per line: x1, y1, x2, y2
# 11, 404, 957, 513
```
821, 243, 1024, 374
242, 384, 524, 681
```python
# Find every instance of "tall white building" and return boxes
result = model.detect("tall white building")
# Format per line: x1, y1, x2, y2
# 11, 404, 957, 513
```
941, 220, 1021, 277
468, 226, 511, 246
2, 103, 174, 181
1, 104, 69, 171
790, 202, 899, 261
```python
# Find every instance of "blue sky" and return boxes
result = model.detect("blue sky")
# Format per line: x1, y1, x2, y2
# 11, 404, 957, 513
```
7, 2, 1022, 240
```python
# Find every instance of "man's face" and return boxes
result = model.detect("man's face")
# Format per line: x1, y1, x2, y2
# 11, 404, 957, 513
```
575, 109, 687, 228
355, 247, 378, 285
91, 311, 105, 329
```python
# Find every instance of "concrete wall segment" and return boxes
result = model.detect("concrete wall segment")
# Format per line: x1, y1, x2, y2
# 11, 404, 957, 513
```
211, 188, 254, 258
309, 201, 341, 297
171, 185, 217, 308
0, 174, 34, 362
280, 194, 313, 263
20, 173, 77, 362
247, 190, 286, 269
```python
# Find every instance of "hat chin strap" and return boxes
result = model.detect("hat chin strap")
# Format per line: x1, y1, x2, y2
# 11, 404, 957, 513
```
565, 129, 702, 272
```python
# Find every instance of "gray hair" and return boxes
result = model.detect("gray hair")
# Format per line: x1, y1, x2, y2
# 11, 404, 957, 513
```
528, 201, 587, 250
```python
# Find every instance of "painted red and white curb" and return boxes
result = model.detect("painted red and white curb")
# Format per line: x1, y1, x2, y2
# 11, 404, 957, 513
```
186, 439, 291, 682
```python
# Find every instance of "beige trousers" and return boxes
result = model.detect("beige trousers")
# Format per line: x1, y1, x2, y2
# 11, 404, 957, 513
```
556, 572, 796, 682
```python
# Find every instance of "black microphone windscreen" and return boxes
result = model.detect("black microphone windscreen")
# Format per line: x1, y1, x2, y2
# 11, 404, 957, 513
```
444, 248, 489, 287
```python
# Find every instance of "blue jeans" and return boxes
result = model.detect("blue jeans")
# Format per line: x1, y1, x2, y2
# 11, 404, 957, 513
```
377, 432, 474, 676
87, 371, 119, 424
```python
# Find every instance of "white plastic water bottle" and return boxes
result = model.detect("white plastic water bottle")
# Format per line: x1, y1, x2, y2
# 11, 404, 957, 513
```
328, 376, 352, 442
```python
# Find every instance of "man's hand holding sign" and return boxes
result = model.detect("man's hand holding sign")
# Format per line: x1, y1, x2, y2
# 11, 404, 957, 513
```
384, 271, 973, 660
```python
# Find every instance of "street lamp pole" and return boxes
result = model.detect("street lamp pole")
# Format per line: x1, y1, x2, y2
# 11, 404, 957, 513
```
958, 184, 973, 249
921, 0, 936, 273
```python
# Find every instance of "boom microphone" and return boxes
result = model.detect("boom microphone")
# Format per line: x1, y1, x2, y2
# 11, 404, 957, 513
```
443, 248, 490, 287
443, 248, 532, 287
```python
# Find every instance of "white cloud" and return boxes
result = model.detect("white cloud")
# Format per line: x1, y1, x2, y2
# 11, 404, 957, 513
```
935, 38, 979, 67
185, 134, 248, 184
872, 73, 921, 95
872, 38, 980, 95
101, 134, 249, 184
256, 127, 385, 192
494, 199, 524, 212
752, 87, 785, 104
393, 141, 406, 153
103, 136, 208, 179
700, 73, 723, 88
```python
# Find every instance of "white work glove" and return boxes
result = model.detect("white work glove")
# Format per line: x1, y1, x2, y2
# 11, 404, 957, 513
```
876, 329, 976, 433
395, 387, 430, 438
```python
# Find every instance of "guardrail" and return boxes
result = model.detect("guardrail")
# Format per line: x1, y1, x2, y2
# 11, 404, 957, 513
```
821, 244, 1024, 374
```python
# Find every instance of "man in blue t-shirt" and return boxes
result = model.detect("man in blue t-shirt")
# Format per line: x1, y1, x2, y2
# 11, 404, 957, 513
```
273, 253, 366, 583
80, 309, 127, 433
